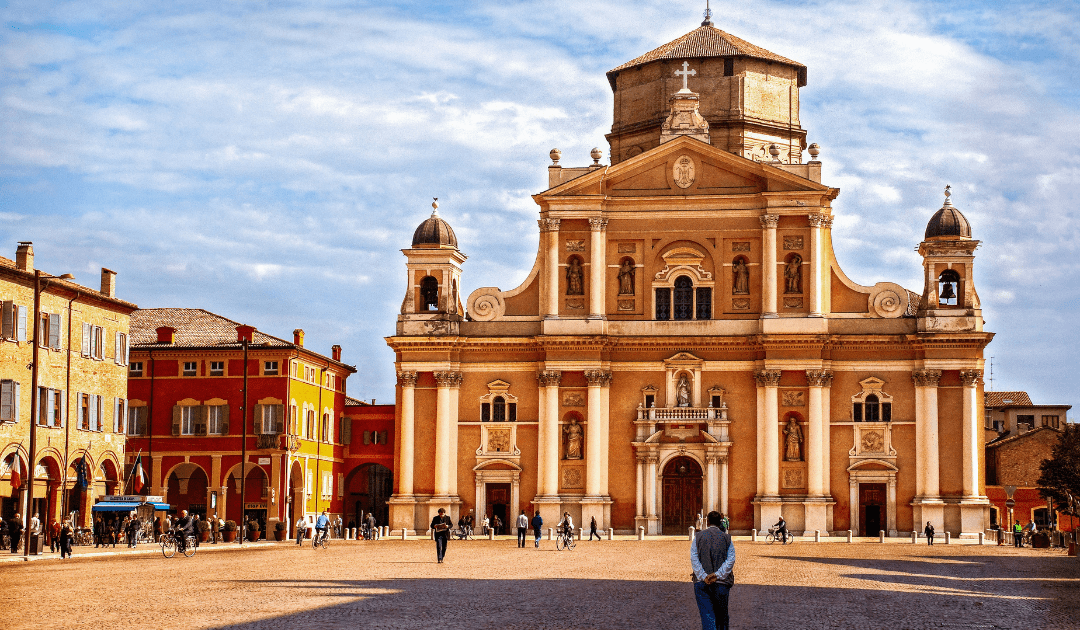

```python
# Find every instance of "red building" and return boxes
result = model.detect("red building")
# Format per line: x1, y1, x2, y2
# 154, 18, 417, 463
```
341, 399, 395, 529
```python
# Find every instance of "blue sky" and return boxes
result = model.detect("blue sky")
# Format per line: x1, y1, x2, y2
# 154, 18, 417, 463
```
2, 0, 1078, 409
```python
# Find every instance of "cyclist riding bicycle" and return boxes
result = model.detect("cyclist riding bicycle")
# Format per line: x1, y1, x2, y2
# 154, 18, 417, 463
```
173, 510, 194, 554
559, 512, 574, 537
774, 516, 788, 544
314, 510, 330, 545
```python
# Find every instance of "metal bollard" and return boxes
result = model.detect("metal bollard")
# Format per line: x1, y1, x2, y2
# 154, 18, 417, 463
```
608, 528, 614, 541
751, 529, 757, 542
945, 532, 951, 545
879, 530, 885, 543
689, 526, 695, 541
814, 530, 820, 543
847, 530, 853, 543
638, 526, 645, 541
979, 532, 985, 545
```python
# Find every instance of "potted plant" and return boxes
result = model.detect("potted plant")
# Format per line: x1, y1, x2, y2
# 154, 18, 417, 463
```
246, 519, 260, 542
274, 521, 287, 541
222, 520, 237, 543
196, 519, 211, 542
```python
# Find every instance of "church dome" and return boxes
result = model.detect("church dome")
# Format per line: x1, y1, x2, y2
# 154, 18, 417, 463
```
411, 201, 458, 248
924, 190, 971, 240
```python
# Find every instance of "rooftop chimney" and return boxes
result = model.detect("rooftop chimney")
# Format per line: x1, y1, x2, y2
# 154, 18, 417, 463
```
100, 268, 116, 298
236, 325, 255, 343
156, 326, 176, 344
331, 344, 341, 362
293, 329, 305, 347
15, 242, 33, 272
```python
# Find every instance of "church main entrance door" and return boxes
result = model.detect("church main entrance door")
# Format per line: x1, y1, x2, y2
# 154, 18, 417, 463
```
485, 483, 510, 535
859, 483, 886, 537
662, 456, 702, 535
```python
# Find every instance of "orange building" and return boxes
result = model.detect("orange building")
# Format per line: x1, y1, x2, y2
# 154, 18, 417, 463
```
386, 21, 993, 538
341, 398, 395, 529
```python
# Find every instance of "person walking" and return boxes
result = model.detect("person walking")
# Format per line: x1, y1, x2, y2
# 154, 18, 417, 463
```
8, 514, 23, 553
126, 515, 139, 547
531, 511, 543, 549
431, 508, 452, 563
210, 514, 220, 544
516, 510, 529, 548
296, 516, 308, 546
59, 522, 73, 559
691, 511, 736, 630
49, 520, 61, 553
493, 514, 502, 536
93, 516, 104, 548
924, 521, 935, 546
1013, 521, 1024, 547
719, 513, 730, 532
589, 516, 601, 541
481, 515, 490, 536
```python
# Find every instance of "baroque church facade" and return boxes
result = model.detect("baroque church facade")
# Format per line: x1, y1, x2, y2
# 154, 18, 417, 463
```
386, 22, 992, 537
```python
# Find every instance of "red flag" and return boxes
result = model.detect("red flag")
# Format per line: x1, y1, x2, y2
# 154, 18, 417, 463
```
8, 456, 22, 490
132, 459, 146, 494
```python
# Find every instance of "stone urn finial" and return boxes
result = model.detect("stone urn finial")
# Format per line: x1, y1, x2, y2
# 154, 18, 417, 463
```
590, 147, 603, 165
808, 143, 820, 161
769, 144, 781, 160
549, 148, 561, 166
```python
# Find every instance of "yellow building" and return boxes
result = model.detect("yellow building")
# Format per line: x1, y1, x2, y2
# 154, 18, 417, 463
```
386, 22, 992, 538
0, 242, 137, 528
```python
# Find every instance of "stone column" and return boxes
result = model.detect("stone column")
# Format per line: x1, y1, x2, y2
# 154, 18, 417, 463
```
645, 453, 659, 534
588, 218, 608, 319
448, 376, 462, 497
585, 371, 604, 496
805, 370, 833, 496
433, 371, 461, 497
540, 218, 561, 318
635, 455, 645, 521
912, 369, 943, 530
397, 371, 418, 496
959, 370, 982, 499
755, 369, 782, 527
598, 373, 612, 496
760, 214, 779, 318
808, 214, 830, 317
705, 453, 719, 512
719, 455, 730, 516
537, 370, 562, 496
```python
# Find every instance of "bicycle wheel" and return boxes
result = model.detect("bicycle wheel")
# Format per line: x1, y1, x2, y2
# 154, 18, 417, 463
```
184, 537, 197, 557
162, 538, 176, 558
567, 536, 576, 550
320, 535, 329, 549
556, 535, 565, 550
766, 532, 776, 543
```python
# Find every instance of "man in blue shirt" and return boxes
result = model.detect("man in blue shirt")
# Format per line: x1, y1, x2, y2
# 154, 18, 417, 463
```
690, 511, 736, 630
314, 510, 330, 545
530, 511, 543, 549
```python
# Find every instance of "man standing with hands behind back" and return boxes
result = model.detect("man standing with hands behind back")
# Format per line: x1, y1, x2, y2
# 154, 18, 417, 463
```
691, 511, 736, 630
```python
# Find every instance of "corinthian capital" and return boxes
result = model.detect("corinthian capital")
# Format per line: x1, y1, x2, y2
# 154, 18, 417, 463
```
434, 371, 463, 388
397, 371, 418, 387
808, 213, 831, 228
537, 370, 562, 387
805, 369, 834, 387
759, 214, 780, 229
912, 369, 942, 387
585, 369, 613, 387
538, 218, 561, 233
959, 369, 982, 387
754, 369, 782, 387
588, 218, 609, 232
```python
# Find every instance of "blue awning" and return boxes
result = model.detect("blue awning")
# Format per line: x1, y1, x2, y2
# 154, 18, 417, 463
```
92, 502, 170, 512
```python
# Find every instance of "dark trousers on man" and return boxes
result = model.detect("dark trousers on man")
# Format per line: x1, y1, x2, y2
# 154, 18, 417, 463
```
435, 533, 448, 562
694, 581, 730, 630
590, 527, 602, 541
517, 527, 527, 547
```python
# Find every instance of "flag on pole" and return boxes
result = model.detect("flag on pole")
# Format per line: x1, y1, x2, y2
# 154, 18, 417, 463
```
75, 457, 88, 489
8, 455, 23, 489
131, 456, 146, 494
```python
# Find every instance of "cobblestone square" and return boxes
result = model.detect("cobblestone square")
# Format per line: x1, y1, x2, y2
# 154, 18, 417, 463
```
1, 538, 1076, 629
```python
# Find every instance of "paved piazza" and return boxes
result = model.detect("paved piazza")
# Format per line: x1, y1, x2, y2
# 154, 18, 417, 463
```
1, 538, 1076, 629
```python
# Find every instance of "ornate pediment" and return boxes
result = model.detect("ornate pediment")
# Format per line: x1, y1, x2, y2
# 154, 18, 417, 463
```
663, 352, 704, 368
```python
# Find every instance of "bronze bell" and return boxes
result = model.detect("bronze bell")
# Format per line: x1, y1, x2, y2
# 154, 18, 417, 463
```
940, 282, 956, 300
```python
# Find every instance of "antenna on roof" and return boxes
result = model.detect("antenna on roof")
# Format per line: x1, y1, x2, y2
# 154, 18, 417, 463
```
702, 1, 713, 26
989, 356, 994, 391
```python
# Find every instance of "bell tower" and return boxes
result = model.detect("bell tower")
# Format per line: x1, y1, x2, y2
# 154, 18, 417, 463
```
917, 186, 982, 332
398, 199, 466, 336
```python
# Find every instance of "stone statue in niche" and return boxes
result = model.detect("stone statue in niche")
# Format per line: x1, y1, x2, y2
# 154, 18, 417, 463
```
566, 258, 584, 295
784, 418, 804, 461
784, 254, 802, 294
676, 374, 692, 407
733, 259, 749, 295
618, 260, 635, 295
564, 418, 584, 459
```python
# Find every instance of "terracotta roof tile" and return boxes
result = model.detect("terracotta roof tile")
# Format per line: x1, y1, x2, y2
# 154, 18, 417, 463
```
130, 308, 291, 349
608, 25, 805, 76
985, 391, 1033, 408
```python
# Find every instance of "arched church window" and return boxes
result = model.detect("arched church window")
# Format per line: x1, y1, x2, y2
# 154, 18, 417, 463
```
673, 276, 694, 320
480, 382, 517, 422
420, 276, 439, 311
938, 270, 960, 306
864, 394, 880, 421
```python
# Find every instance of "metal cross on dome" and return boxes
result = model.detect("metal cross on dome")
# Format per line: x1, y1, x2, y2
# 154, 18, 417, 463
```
675, 61, 696, 91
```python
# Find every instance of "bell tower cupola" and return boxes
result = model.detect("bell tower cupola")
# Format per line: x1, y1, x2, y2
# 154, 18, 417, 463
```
398, 198, 467, 336
917, 186, 982, 332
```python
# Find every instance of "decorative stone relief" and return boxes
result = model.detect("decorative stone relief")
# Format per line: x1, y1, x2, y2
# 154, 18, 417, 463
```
781, 391, 805, 407
673, 155, 696, 189
861, 430, 885, 454
867, 282, 910, 319
588, 218, 609, 231
732, 242, 751, 252
618, 299, 635, 311
618, 243, 637, 254
566, 258, 584, 295
562, 467, 584, 489
566, 240, 586, 252
562, 392, 585, 407
584, 370, 613, 387
488, 428, 511, 453
806, 370, 834, 388
784, 254, 803, 294
732, 298, 751, 310
565, 298, 585, 310
783, 236, 804, 250
397, 371, 418, 387
911, 369, 942, 387
784, 297, 803, 308
467, 289, 505, 322
782, 467, 805, 489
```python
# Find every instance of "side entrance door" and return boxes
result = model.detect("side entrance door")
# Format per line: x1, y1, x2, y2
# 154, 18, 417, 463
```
662, 456, 703, 535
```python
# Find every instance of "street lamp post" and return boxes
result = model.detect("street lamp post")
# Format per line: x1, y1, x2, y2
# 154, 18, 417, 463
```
240, 337, 248, 545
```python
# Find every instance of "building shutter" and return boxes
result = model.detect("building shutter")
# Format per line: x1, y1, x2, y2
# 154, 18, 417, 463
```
195, 405, 207, 436
363, 430, 371, 445
380, 431, 388, 445
1, 301, 13, 338
88, 395, 96, 431
114, 332, 121, 364
57, 392, 64, 428
95, 326, 103, 359
0, 380, 13, 420
172, 405, 181, 435
252, 404, 263, 434
46, 390, 55, 426
82, 323, 91, 356
220, 405, 229, 435
16, 306, 26, 342
123, 334, 129, 365
96, 395, 103, 431
114, 398, 121, 432
342, 417, 351, 445
49, 313, 61, 349
13, 382, 19, 423
274, 405, 284, 434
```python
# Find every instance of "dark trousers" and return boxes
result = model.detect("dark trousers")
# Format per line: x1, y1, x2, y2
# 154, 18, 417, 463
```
694, 581, 730, 630
517, 527, 527, 547
10, 536, 20, 553
590, 528, 602, 541
927, 534, 934, 546
60, 539, 72, 558
435, 533, 448, 562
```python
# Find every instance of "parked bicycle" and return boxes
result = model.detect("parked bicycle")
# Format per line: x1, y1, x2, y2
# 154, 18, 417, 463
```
161, 530, 197, 558
362, 525, 381, 541
452, 525, 473, 541
766, 526, 792, 544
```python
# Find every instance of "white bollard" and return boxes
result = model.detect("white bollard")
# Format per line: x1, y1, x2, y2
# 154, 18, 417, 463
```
579, 527, 584, 541
847, 530, 853, 543
608, 528, 614, 540
401, 528, 408, 540
945, 532, 951, 545
814, 530, 820, 543
979, 532, 985, 545
382, 526, 389, 538
751, 529, 757, 542
488, 529, 495, 540
638, 526, 645, 541
911, 531, 917, 544
879, 530, 886, 543
689, 526, 696, 541
548, 527, 554, 541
